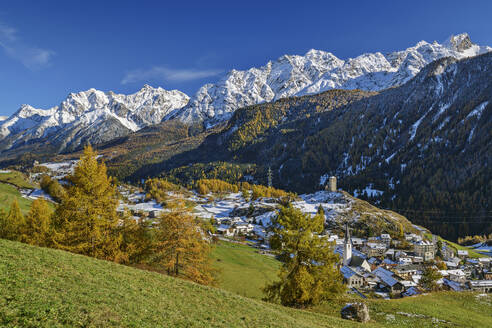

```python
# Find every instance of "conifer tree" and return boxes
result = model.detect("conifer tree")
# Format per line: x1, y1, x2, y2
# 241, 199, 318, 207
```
53, 145, 123, 261
118, 213, 154, 264
0, 199, 26, 241
264, 204, 344, 307
152, 200, 214, 285
0, 208, 8, 239
420, 266, 442, 291
23, 198, 52, 246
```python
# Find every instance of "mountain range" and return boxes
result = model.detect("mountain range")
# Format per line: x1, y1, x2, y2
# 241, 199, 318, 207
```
0, 33, 490, 240
97, 51, 490, 241
0, 33, 490, 153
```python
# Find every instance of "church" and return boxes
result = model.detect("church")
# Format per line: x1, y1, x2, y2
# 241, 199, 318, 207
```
340, 224, 372, 288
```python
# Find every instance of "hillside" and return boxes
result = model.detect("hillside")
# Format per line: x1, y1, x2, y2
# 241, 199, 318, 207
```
0, 170, 34, 213
1, 239, 491, 327
0, 238, 351, 328
211, 241, 281, 300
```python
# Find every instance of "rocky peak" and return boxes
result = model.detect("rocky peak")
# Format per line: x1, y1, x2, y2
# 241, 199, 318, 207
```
446, 33, 474, 52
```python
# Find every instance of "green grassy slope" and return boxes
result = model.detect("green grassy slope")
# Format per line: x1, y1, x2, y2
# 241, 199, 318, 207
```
0, 170, 34, 189
1, 239, 491, 327
211, 241, 281, 299
0, 238, 355, 328
0, 170, 34, 213
0, 183, 32, 213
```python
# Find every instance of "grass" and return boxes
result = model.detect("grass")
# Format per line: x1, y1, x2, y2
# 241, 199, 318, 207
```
0, 183, 32, 213
0, 238, 491, 327
443, 238, 486, 258
0, 170, 34, 189
211, 241, 281, 299
0, 238, 354, 328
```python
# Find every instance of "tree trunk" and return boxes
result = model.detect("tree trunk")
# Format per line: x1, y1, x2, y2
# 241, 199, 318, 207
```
175, 252, 179, 276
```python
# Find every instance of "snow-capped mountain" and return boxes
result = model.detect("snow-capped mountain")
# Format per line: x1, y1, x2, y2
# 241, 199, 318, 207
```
171, 33, 490, 125
0, 33, 489, 153
0, 85, 189, 152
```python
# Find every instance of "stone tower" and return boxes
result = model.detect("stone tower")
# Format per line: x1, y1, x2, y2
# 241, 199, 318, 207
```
343, 223, 352, 266
328, 176, 337, 192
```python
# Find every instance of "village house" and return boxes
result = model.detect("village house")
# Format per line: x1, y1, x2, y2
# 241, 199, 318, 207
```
234, 222, 254, 235
398, 257, 413, 265
405, 233, 422, 242
381, 234, 392, 246
408, 256, 424, 264
341, 266, 365, 288
373, 267, 404, 294
467, 280, 492, 293
216, 224, 235, 237
413, 240, 435, 262
442, 278, 463, 292
384, 248, 395, 260
440, 269, 467, 283
441, 243, 455, 260
457, 250, 469, 259
445, 257, 461, 269
394, 264, 423, 280
363, 242, 387, 257
351, 237, 365, 249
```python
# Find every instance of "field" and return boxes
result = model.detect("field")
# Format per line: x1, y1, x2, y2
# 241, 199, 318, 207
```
0, 170, 34, 189
1, 238, 491, 327
0, 182, 32, 213
211, 241, 281, 299
0, 238, 354, 328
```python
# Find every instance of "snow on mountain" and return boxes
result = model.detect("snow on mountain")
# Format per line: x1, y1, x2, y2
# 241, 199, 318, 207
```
0, 85, 189, 151
1, 33, 489, 152
171, 33, 491, 125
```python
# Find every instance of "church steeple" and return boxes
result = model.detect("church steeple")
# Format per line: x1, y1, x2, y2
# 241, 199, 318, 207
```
344, 222, 352, 244
343, 223, 352, 266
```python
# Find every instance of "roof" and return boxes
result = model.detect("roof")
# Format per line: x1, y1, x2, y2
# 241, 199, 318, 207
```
383, 259, 397, 265
457, 250, 469, 255
341, 266, 361, 279
373, 267, 395, 277
373, 267, 399, 287
400, 280, 417, 287
402, 287, 420, 297
443, 279, 462, 291
469, 280, 492, 287
366, 242, 386, 249
395, 264, 423, 272
349, 255, 367, 268
415, 240, 433, 246
334, 246, 367, 259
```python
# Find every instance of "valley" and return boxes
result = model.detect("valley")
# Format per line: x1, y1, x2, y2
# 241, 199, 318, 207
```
0, 15, 491, 327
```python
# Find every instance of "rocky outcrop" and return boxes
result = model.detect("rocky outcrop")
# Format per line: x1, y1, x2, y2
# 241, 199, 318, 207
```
341, 302, 370, 323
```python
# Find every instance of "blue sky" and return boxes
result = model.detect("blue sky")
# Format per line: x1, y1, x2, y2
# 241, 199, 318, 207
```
0, 0, 491, 116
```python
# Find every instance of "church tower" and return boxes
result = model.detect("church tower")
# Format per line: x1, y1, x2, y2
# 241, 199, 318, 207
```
343, 223, 352, 266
